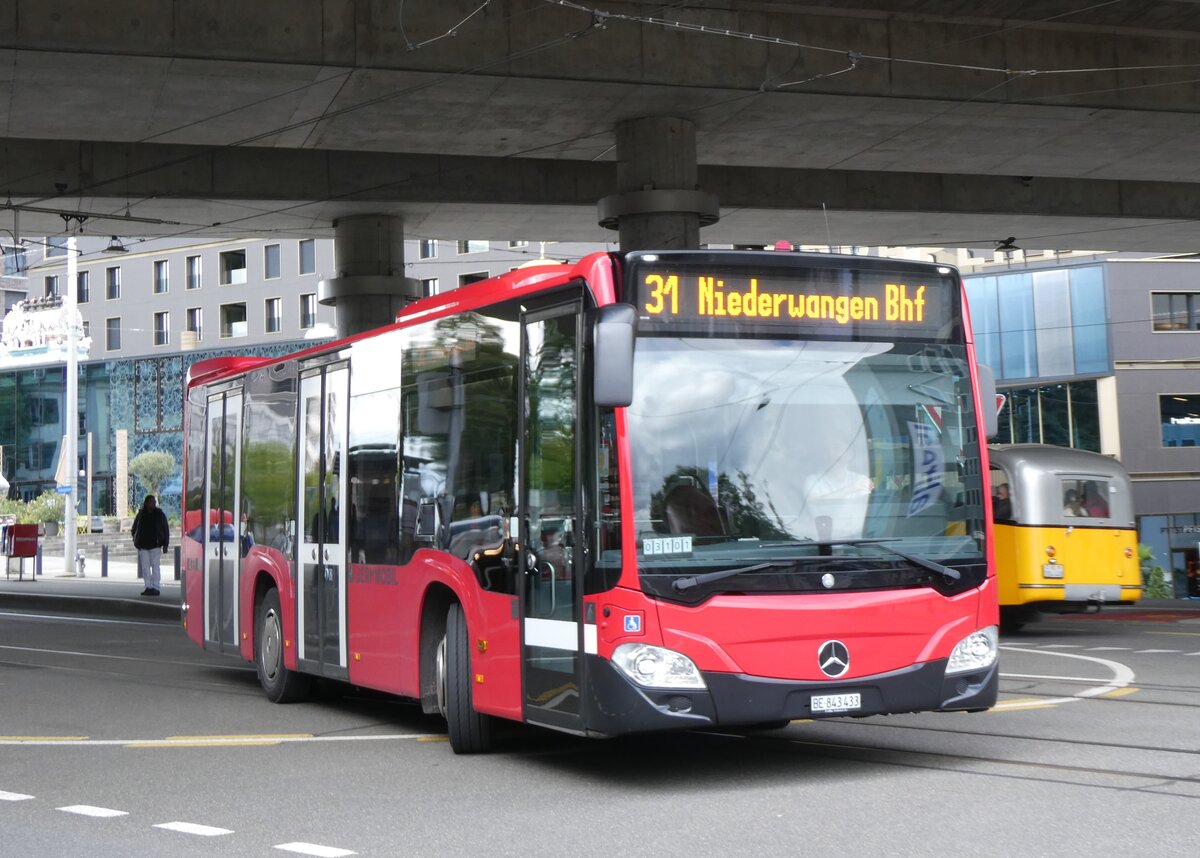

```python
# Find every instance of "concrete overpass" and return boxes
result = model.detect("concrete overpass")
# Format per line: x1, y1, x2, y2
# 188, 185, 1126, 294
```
3, 1, 1200, 252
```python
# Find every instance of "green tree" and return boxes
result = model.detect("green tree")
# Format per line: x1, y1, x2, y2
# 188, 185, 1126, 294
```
1138, 544, 1173, 599
129, 451, 176, 498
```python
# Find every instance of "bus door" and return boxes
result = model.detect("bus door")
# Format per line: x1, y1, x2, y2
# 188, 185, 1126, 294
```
204, 389, 242, 655
519, 302, 583, 732
297, 364, 349, 677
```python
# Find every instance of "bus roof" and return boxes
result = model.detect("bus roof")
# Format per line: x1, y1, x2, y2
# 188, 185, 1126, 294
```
183, 251, 618, 391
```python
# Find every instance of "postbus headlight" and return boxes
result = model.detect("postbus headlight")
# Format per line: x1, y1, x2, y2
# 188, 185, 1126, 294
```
611, 643, 706, 689
946, 626, 998, 675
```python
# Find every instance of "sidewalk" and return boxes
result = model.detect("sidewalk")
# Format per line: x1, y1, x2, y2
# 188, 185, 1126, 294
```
0, 548, 181, 622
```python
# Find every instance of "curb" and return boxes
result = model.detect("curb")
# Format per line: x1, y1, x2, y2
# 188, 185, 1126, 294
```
0, 590, 180, 623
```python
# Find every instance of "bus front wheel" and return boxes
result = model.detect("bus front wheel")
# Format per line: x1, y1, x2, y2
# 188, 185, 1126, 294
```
437, 602, 494, 754
255, 588, 313, 703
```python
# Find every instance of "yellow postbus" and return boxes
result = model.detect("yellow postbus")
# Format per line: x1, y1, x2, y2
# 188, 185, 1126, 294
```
988, 444, 1141, 630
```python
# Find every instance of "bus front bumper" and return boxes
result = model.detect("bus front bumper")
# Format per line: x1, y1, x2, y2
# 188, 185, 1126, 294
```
583, 654, 998, 737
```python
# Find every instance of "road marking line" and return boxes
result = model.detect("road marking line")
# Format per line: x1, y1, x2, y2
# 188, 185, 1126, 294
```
995, 647, 1135, 711
1085, 647, 1130, 651
0, 791, 34, 801
0, 736, 88, 741
1135, 649, 1179, 653
274, 842, 356, 857
1039, 644, 1082, 649
58, 805, 128, 818
1102, 687, 1139, 698
0, 611, 168, 627
154, 821, 234, 836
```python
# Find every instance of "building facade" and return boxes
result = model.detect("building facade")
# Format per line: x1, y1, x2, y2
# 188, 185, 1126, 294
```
963, 251, 1200, 598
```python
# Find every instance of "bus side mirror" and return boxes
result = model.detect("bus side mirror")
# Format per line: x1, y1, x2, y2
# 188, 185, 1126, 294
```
594, 303, 636, 408
977, 364, 999, 440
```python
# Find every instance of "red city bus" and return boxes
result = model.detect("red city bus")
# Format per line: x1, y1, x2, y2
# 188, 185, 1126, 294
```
181, 249, 1000, 753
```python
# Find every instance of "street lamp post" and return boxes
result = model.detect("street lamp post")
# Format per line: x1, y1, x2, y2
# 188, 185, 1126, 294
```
63, 235, 78, 573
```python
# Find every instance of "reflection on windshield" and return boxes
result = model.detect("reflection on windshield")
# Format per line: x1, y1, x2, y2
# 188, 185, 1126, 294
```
625, 338, 984, 563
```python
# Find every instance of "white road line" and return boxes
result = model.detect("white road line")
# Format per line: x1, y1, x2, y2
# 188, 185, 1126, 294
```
1135, 649, 1180, 653
0, 644, 248, 671
0, 791, 34, 801
1038, 644, 1082, 649
1086, 647, 1130, 651
275, 842, 356, 857
0, 611, 167, 627
57, 805, 128, 818
154, 821, 234, 837
996, 647, 1135, 710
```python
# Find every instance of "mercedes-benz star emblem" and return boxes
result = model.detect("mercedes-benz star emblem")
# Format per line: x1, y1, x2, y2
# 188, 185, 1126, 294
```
817, 640, 850, 678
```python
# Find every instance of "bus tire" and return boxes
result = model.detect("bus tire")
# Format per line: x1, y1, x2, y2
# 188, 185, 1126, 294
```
438, 602, 494, 754
256, 588, 313, 704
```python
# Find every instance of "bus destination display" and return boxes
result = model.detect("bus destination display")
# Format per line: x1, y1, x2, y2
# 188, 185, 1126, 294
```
632, 263, 954, 336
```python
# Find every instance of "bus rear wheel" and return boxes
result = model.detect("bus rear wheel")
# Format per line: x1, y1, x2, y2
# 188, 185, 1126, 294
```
256, 588, 313, 703
437, 602, 494, 754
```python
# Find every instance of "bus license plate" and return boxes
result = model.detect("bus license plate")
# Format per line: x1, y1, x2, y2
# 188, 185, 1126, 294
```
811, 693, 861, 713
1042, 563, 1064, 579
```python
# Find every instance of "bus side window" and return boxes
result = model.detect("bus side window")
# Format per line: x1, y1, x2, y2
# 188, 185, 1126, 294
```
989, 468, 1013, 521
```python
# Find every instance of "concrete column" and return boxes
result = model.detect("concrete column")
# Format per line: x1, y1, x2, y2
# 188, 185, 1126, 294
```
597, 116, 719, 251
318, 215, 422, 337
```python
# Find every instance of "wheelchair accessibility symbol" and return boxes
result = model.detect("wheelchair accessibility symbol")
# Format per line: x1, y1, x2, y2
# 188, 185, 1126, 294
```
623, 615, 641, 633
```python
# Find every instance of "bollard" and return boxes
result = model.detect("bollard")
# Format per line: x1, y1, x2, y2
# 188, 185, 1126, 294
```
174, 545, 181, 581
101, 544, 109, 578
76, 549, 86, 578
36, 545, 42, 577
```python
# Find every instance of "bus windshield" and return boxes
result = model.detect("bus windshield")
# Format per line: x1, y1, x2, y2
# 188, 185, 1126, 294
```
623, 336, 986, 596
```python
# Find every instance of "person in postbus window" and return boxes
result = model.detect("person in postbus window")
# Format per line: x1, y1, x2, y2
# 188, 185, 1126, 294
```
992, 482, 1013, 521
1063, 488, 1087, 517
1082, 481, 1109, 517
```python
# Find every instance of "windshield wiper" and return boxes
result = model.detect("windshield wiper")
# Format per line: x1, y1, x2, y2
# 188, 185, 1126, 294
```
672, 561, 796, 592
806, 538, 961, 582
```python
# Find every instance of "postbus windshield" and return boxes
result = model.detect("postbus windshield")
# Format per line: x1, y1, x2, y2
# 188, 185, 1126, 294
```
622, 336, 986, 599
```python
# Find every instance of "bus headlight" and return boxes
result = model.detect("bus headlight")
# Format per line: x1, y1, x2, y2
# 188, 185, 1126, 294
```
946, 626, 998, 675
611, 643, 706, 689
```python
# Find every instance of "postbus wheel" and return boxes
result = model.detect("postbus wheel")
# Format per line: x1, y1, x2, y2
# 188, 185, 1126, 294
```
438, 602, 494, 754
256, 588, 313, 704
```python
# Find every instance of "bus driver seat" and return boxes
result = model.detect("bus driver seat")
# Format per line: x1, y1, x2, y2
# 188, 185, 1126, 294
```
663, 485, 725, 537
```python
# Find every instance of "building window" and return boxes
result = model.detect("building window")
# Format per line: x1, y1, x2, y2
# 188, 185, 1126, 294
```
219, 249, 247, 285
153, 311, 169, 346
151, 259, 169, 294
45, 236, 68, 258
105, 317, 121, 351
186, 307, 203, 342
422, 277, 439, 296
2, 244, 27, 275
220, 303, 248, 338
264, 244, 280, 279
299, 293, 316, 329
186, 255, 202, 290
508, 240, 529, 248
44, 275, 58, 298
419, 239, 437, 259
264, 297, 282, 333
459, 271, 488, 287
81, 320, 90, 338
1161, 394, 1200, 446
457, 240, 488, 254
1151, 292, 1200, 332
299, 239, 315, 275
105, 266, 121, 300
77, 271, 89, 303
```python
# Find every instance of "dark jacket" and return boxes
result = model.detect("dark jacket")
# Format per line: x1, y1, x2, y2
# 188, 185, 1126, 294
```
132, 508, 170, 551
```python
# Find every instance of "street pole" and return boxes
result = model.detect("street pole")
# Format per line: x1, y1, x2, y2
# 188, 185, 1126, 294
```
63, 235, 78, 573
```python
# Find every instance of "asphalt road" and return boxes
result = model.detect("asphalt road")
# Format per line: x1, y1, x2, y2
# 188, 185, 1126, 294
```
1, 600, 1197, 857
